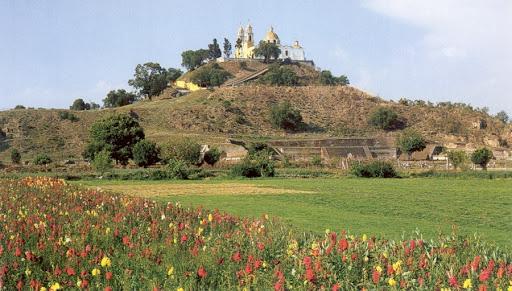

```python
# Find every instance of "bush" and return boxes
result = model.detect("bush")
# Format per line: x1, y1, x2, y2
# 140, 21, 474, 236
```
161, 137, 201, 165
203, 147, 222, 166
319, 70, 349, 86
397, 129, 427, 159
190, 64, 231, 87
92, 149, 113, 176
231, 153, 275, 178
269, 101, 303, 131
10, 149, 21, 164
368, 107, 402, 130
247, 142, 270, 156
59, 111, 79, 122
34, 154, 52, 165
350, 160, 398, 178
132, 140, 160, 167
311, 155, 322, 167
471, 147, 493, 170
446, 150, 468, 170
14, 105, 25, 109
259, 65, 298, 86
166, 159, 189, 179
103, 89, 139, 108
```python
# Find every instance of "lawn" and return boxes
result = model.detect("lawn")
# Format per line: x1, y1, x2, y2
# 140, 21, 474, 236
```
76, 177, 512, 248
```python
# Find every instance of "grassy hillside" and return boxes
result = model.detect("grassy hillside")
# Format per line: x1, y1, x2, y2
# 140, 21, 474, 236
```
0, 67, 510, 163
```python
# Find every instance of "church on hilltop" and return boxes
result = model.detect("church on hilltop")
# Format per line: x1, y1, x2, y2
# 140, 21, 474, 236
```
234, 23, 307, 62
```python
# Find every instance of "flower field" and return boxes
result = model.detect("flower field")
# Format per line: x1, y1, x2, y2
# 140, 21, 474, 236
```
1, 177, 511, 290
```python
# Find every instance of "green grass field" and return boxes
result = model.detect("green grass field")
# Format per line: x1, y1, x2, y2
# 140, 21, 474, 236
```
76, 177, 512, 248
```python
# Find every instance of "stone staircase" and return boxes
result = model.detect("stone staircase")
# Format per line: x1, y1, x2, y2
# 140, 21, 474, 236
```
222, 67, 269, 87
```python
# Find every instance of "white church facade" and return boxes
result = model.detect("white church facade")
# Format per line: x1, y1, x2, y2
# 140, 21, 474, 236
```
234, 24, 307, 62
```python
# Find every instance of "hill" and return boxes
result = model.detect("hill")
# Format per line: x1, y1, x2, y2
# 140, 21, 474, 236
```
0, 64, 510, 162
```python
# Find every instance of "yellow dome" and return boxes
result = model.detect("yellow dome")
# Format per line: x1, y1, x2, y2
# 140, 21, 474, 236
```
265, 26, 280, 44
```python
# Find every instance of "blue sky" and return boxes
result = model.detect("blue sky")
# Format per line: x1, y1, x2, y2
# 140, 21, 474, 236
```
1, 0, 511, 114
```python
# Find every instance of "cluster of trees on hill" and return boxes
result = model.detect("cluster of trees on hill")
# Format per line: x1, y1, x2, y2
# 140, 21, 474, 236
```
181, 38, 232, 71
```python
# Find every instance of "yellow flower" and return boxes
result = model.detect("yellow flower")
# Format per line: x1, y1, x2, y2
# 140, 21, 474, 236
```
362, 234, 367, 241
105, 227, 110, 234
177, 288, 184, 291
388, 278, 397, 287
50, 282, 61, 290
101, 256, 111, 267
167, 266, 175, 276
325, 228, 330, 234
463, 278, 472, 289
77, 279, 82, 288
91, 268, 101, 276
375, 265, 383, 273
382, 251, 388, 258
441, 288, 451, 291
40, 288, 47, 291
197, 227, 204, 236
507, 286, 512, 291
392, 260, 402, 274
208, 213, 213, 222
25, 268, 32, 276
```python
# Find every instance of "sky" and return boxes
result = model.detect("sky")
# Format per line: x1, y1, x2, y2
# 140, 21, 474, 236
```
1, 0, 511, 114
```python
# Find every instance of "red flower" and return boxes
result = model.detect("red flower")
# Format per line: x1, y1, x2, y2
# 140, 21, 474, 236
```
104, 287, 112, 291
274, 281, 283, 291
14, 247, 22, 257
66, 267, 76, 276
418, 276, 424, 287
305, 268, 315, 282
478, 285, 487, 291
339, 239, 348, 252
479, 269, 490, 282
471, 256, 481, 271
232, 251, 241, 263
257, 242, 265, 250
332, 283, 340, 291
197, 266, 207, 279
449, 275, 458, 287
106, 271, 113, 280
372, 269, 380, 284
303, 256, 312, 269
245, 263, 252, 274
81, 279, 89, 288
181, 234, 188, 243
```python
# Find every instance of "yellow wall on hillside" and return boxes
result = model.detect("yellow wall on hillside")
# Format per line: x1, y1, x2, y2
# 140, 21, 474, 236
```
175, 80, 203, 91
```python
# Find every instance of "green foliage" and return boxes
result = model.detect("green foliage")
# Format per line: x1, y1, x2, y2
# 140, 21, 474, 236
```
103, 89, 138, 108
254, 41, 281, 63
223, 38, 232, 58
368, 107, 402, 130
495, 110, 509, 124
259, 65, 298, 86
350, 160, 398, 178
471, 147, 494, 170
447, 150, 468, 170
203, 147, 222, 166
10, 148, 21, 164
70, 98, 87, 110
208, 38, 222, 60
190, 64, 231, 87
181, 49, 209, 71
59, 111, 79, 122
84, 114, 145, 165
132, 140, 160, 168
247, 142, 270, 156
128, 62, 182, 99
33, 153, 52, 165
161, 137, 201, 165
166, 158, 190, 179
231, 153, 275, 178
269, 101, 303, 131
311, 155, 322, 167
397, 129, 427, 159
14, 105, 25, 109
319, 70, 350, 86
92, 149, 113, 176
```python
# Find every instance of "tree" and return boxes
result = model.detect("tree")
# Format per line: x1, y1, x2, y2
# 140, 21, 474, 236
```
447, 150, 468, 170
10, 149, 21, 164
89, 102, 101, 110
369, 107, 402, 131
319, 70, 350, 86
190, 64, 231, 87
254, 41, 281, 63
128, 62, 182, 99
70, 98, 87, 110
208, 38, 222, 60
259, 65, 298, 86
204, 147, 222, 166
132, 140, 160, 167
495, 110, 509, 124
161, 137, 201, 165
223, 38, 232, 58
397, 129, 426, 160
83, 114, 145, 165
471, 147, 493, 170
103, 89, 138, 108
34, 154, 52, 165
92, 149, 113, 176
269, 101, 303, 131
181, 49, 209, 71
14, 105, 25, 109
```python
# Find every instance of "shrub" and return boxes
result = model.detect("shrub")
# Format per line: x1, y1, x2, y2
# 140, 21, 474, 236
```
161, 137, 201, 165
231, 153, 275, 178
132, 140, 160, 167
446, 150, 468, 170
59, 111, 79, 122
397, 129, 427, 159
311, 155, 322, 167
247, 142, 270, 156
204, 147, 222, 166
191, 64, 232, 87
103, 89, 139, 108
350, 160, 398, 178
92, 149, 113, 176
10, 149, 21, 164
166, 159, 189, 179
368, 107, 402, 130
34, 154, 52, 165
259, 65, 298, 86
269, 101, 303, 131
319, 70, 349, 86
471, 147, 493, 170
